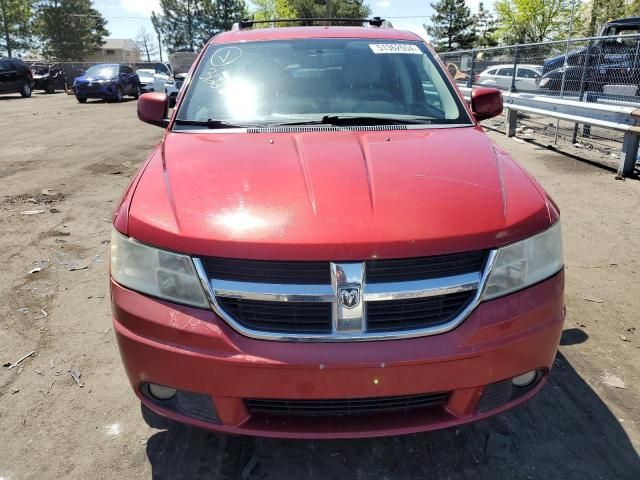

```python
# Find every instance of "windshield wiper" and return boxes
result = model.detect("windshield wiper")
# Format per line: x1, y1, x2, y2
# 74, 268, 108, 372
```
173, 119, 258, 129
275, 115, 432, 127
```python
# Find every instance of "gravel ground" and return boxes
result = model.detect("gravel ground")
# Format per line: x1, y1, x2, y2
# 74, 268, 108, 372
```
0, 92, 638, 480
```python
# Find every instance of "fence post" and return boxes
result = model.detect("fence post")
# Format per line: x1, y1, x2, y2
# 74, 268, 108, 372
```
572, 40, 593, 143
505, 109, 518, 137
510, 45, 519, 93
467, 50, 476, 88
617, 132, 640, 179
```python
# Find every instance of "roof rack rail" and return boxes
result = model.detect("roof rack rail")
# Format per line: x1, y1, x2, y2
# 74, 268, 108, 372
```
231, 17, 393, 31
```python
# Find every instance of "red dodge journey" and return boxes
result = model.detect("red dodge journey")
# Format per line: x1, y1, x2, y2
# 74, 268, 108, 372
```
111, 19, 564, 439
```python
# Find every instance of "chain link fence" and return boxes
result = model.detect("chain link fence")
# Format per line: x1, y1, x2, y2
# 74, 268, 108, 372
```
439, 33, 640, 160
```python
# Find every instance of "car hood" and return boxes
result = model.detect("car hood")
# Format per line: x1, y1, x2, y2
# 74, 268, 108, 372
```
126, 126, 553, 260
543, 48, 586, 68
75, 75, 113, 83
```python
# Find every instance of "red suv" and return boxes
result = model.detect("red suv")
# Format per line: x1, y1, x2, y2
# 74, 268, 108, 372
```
112, 21, 564, 439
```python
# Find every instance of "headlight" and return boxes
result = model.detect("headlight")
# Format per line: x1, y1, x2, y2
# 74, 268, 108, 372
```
166, 78, 175, 85
539, 78, 550, 87
110, 230, 209, 308
482, 222, 563, 300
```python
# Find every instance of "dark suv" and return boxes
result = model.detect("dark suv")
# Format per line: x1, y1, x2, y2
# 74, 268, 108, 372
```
0, 58, 33, 98
540, 17, 640, 94
73, 64, 141, 103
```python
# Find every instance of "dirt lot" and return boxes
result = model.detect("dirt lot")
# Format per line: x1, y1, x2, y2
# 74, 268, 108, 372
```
0, 92, 638, 480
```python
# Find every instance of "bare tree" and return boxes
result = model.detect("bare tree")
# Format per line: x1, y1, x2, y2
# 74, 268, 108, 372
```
135, 26, 158, 62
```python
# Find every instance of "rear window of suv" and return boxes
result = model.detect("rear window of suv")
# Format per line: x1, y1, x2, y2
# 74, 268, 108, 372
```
176, 38, 472, 128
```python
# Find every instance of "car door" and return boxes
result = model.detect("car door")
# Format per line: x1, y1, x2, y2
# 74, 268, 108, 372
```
478, 68, 498, 86
0, 61, 9, 93
0, 60, 19, 93
118, 65, 131, 93
495, 67, 514, 89
516, 67, 541, 91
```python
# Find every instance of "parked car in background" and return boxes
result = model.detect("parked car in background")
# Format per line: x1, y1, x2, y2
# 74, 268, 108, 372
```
31, 63, 66, 93
167, 52, 198, 107
540, 16, 640, 93
115, 21, 565, 439
136, 68, 157, 93
0, 58, 33, 97
73, 63, 141, 103
476, 64, 542, 91
134, 62, 174, 94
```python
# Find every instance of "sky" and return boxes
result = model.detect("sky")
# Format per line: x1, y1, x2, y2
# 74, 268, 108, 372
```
94, 0, 495, 59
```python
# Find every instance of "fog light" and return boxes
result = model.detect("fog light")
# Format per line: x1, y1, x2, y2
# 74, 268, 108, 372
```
148, 383, 177, 400
512, 371, 537, 388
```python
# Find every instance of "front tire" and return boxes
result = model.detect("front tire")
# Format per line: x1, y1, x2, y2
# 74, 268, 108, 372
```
45, 82, 55, 94
19, 81, 32, 98
76, 96, 87, 103
132, 85, 141, 99
115, 86, 124, 102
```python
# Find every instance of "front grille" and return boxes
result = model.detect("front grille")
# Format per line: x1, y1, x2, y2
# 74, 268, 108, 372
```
218, 298, 332, 333
246, 392, 449, 416
202, 257, 330, 284
366, 251, 487, 283
199, 250, 488, 339
366, 291, 475, 332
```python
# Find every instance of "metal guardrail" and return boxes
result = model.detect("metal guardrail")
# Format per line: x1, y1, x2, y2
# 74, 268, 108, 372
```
460, 87, 640, 178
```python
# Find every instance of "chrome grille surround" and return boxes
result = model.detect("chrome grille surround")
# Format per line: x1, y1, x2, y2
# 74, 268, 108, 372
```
192, 250, 497, 342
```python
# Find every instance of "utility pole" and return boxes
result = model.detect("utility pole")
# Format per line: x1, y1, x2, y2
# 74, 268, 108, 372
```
326, 0, 332, 18
157, 30, 163, 62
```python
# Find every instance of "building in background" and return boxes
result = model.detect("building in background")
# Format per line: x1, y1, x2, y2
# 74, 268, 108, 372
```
83, 39, 140, 63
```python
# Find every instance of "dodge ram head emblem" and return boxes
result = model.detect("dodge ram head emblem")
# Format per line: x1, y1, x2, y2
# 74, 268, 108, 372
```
339, 288, 360, 309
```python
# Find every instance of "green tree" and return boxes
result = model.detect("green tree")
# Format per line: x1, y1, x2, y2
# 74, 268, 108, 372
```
427, 0, 476, 51
494, 0, 574, 44
475, 1, 497, 47
35, 0, 108, 60
252, 0, 295, 20
152, 0, 246, 53
287, 0, 370, 19
626, 0, 640, 16
0, 0, 33, 57
583, 0, 626, 36
209, 0, 247, 30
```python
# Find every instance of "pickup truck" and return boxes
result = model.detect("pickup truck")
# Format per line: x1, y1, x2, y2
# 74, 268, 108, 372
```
540, 16, 640, 94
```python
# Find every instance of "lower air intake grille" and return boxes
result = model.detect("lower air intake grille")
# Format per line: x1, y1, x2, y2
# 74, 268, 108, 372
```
366, 291, 475, 332
246, 392, 449, 416
217, 298, 332, 334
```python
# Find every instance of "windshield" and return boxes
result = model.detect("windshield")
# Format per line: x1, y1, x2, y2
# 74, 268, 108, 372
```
85, 65, 118, 78
137, 69, 155, 76
33, 65, 50, 75
176, 39, 471, 127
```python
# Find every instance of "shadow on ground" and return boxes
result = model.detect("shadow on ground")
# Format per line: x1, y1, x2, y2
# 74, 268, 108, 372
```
144, 352, 639, 480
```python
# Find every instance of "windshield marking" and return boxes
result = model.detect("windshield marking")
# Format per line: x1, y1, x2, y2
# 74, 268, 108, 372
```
369, 44, 422, 55
211, 47, 243, 66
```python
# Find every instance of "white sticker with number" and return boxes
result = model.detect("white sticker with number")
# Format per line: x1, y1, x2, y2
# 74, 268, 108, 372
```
369, 44, 422, 55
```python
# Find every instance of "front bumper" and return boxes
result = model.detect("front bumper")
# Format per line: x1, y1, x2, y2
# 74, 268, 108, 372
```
74, 83, 117, 98
113, 271, 565, 439
140, 82, 154, 93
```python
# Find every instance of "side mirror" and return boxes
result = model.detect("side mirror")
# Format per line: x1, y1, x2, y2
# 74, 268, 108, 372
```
137, 92, 169, 128
471, 87, 503, 121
